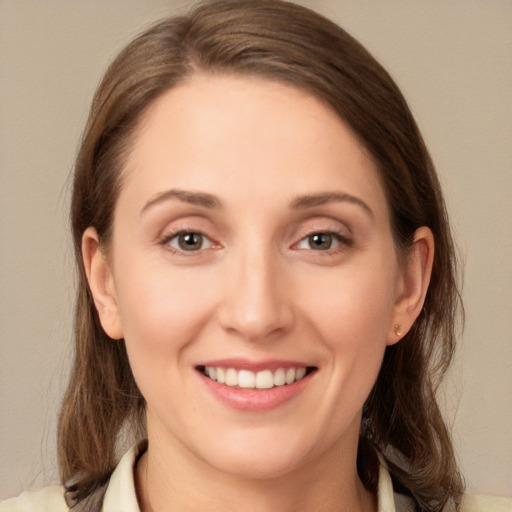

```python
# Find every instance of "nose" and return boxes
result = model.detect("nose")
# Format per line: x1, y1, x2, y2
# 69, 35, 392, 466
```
217, 244, 295, 342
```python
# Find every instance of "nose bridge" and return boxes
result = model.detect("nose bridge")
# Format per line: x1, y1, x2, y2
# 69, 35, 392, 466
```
218, 236, 293, 341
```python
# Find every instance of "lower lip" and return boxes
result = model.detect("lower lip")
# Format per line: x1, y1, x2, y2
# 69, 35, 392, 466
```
199, 371, 313, 411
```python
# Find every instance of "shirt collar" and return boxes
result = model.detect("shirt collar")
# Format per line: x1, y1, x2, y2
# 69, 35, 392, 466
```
102, 443, 143, 512
377, 452, 397, 512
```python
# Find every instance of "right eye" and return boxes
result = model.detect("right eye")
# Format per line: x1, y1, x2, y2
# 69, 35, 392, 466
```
165, 232, 214, 252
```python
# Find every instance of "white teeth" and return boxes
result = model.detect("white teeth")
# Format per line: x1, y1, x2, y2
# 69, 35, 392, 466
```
238, 369, 256, 388
256, 370, 274, 389
295, 367, 306, 381
202, 366, 311, 389
274, 368, 286, 386
285, 368, 296, 384
225, 368, 238, 387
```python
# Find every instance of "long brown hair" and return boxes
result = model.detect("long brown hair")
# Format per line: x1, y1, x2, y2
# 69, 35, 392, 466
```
59, 1, 464, 509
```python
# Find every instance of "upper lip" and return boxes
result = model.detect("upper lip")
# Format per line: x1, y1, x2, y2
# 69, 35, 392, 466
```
196, 358, 315, 372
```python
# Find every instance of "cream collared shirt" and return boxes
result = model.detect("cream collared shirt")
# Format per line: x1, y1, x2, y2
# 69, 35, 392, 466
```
2, 444, 510, 512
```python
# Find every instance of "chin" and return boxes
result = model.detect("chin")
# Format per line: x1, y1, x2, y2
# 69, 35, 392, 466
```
193, 427, 326, 481
207, 449, 308, 481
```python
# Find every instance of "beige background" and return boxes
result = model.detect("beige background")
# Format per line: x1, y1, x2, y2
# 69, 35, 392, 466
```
1, 0, 511, 500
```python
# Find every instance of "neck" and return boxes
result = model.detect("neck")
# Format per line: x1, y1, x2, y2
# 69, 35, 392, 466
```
135, 429, 376, 512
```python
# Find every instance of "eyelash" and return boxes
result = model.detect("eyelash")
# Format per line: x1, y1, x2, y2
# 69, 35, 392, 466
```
293, 229, 353, 254
158, 228, 352, 256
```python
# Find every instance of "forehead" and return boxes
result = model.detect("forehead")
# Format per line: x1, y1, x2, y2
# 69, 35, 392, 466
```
120, 73, 388, 221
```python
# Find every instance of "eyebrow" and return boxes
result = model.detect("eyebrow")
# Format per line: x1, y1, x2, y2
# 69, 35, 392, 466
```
140, 188, 374, 219
141, 189, 222, 215
290, 192, 374, 220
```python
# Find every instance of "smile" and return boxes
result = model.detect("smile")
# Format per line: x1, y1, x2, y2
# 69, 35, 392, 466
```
198, 366, 316, 390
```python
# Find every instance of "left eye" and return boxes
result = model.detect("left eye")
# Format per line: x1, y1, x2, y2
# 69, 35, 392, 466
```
296, 233, 342, 251
167, 232, 213, 252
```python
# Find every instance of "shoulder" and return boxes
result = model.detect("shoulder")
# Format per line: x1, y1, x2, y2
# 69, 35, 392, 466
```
0, 442, 145, 512
460, 494, 512, 512
380, 456, 511, 512
0, 485, 67, 512
393, 491, 511, 512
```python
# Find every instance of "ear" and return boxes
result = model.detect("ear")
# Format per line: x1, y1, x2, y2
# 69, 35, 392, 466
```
387, 226, 434, 345
82, 227, 123, 340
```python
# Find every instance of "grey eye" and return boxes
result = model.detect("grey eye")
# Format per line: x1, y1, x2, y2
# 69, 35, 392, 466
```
297, 233, 340, 251
308, 233, 333, 250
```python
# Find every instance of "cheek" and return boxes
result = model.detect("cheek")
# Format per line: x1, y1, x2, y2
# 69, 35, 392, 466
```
111, 265, 222, 431
297, 253, 399, 408
112, 260, 218, 372
300, 255, 398, 344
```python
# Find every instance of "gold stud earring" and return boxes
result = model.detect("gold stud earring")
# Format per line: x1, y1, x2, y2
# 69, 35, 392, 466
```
394, 324, 402, 337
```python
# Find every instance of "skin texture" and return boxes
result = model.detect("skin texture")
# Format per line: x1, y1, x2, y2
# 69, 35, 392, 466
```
83, 74, 434, 512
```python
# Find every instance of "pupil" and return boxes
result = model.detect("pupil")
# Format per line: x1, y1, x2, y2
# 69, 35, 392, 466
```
179, 233, 202, 250
310, 233, 331, 250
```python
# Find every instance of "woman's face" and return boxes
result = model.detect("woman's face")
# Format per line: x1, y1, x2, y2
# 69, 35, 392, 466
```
90, 74, 408, 479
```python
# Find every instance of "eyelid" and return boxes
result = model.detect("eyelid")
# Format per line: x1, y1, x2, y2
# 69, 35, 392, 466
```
291, 215, 353, 244
293, 229, 352, 250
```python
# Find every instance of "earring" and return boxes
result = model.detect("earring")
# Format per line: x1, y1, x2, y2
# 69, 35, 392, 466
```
394, 324, 402, 337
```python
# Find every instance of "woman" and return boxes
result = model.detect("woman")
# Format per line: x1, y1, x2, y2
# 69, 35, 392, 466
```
2, 1, 510, 511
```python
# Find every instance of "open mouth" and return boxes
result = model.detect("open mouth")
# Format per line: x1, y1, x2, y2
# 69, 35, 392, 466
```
196, 365, 317, 390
